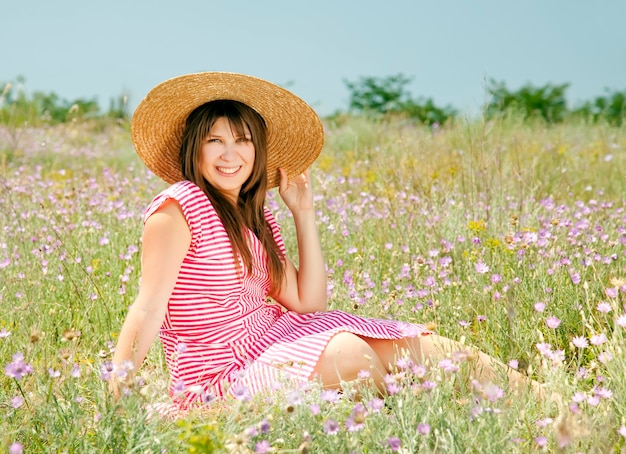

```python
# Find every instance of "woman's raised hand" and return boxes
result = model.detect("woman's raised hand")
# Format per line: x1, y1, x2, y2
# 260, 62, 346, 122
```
278, 167, 314, 213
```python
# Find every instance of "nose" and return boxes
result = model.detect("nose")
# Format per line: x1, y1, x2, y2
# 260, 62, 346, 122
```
220, 142, 237, 161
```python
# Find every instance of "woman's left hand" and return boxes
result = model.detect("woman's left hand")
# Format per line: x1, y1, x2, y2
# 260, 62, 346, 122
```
278, 167, 314, 213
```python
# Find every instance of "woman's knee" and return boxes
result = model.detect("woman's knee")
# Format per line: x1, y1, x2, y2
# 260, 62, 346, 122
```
313, 332, 384, 384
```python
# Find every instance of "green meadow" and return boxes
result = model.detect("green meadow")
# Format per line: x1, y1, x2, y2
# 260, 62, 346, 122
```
1, 115, 625, 452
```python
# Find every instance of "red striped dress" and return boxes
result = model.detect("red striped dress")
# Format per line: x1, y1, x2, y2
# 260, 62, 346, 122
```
145, 180, 429, 411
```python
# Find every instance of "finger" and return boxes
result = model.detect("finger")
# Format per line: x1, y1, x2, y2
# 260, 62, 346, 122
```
278, 167, 289, 193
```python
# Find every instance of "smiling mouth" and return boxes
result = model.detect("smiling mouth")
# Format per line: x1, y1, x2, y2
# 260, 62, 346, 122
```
217, 166, 241, 175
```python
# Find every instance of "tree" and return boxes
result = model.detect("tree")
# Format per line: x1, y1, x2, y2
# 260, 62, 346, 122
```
485, 79, 569, 123
344, 74, 456, 125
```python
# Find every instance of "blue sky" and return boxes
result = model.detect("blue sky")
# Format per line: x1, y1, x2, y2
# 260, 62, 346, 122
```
3, 0, 625, 117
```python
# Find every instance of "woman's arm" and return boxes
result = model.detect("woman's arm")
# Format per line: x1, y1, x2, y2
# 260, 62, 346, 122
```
272, 168, 328, 313
110, 199, 191, 392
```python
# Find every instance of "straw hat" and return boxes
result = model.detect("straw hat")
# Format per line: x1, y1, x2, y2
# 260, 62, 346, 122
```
131, 72, 325, 188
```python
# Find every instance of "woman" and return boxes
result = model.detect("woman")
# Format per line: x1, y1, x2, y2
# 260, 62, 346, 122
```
112, 72, 530, 412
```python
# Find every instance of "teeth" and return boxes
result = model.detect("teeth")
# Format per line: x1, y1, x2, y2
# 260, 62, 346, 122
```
218, 167, 239, 174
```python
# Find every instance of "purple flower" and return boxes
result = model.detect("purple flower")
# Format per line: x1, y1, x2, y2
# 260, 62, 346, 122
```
367, 397, 385, 413
546, 316, 561, 329
231, 384, 251, 401
438, 358, 459, 373
605, 287, 618, 298
309, 403, 320, 415
320, 389, 341, 404
0, 328, 11, 338
387, 437, 402, 451
255, 440, 272, 454
534, 436, 548, 447
4, 353, 33, 380
324, 418, 340, 435
11, 396, 24, 409
259, 418, 270, 434
417, 422, 431, 435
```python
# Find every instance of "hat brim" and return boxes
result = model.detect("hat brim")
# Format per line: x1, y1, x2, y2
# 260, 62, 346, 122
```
131, 72, 324, 188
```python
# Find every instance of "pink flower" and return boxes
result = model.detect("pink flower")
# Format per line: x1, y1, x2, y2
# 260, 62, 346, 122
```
387, 437, 402, 451
546, 316, 561, 329
534, 302, 546, 312
590, 333, 607, 346
417, 422, 431, 435
572, 336, 588, 348
596, 302, 612, 313
605, 287, 618, 298
475, 261, 490, 274
616, 314, 626, 328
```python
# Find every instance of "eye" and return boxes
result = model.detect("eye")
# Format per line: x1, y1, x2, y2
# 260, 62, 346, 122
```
236, 136, 252, 143
207, 138, 221, 143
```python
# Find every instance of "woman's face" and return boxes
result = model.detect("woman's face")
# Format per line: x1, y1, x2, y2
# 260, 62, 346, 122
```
199, 116, 256, 202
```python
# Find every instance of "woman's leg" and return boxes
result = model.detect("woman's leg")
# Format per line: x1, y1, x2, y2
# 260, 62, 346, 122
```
310, 332, 390, 392
364, 334, 534, 393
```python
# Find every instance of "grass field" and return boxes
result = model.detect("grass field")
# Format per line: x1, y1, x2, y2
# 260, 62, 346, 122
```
1, 115, 625, 453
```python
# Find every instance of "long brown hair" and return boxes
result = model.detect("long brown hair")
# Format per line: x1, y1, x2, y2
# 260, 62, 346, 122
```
179, 100, 285, 293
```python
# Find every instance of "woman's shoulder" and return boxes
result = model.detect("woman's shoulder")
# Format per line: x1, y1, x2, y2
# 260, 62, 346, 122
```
145, 180, 214, 223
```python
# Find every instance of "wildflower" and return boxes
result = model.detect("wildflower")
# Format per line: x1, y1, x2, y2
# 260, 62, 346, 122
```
475, 261, 489, 274
491, 274, 501, 284
357, 369, 371, 379
309, 403, 320, 415
70, 363, 81, 378
596, 301, 612, 313
590, 333, 607, 346
536, 343, 552, 356
618, 426, 626, 439
255, 440, 272, 454
9, 442, 23, 454
259, 419, 271, 434
4, 353, 33, 380
438, 358, 459, 373
616, 314, 626, 328
546, 316, 561, 329
320, 389, 341, 404
598, 352, 613, 364
417, 422, 431, 435
367, 397, 385, 413
387, 437, 402, 451
231, 384, 251, 402
483, 384, 504, 403
569, 271, 581, 285
533, 302, 546, 312
535, 417, 553, 427
11, 396, 24, 409
324, 418, 340, 435
508, 359, 519, 369
48, 368, 61, 378
594, 387, 613, 399
533, 436, 548, 447
346, 404, 366, 432
0, 328, 11, 338
605, 287, 618, 298
571, 336, 588, 349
